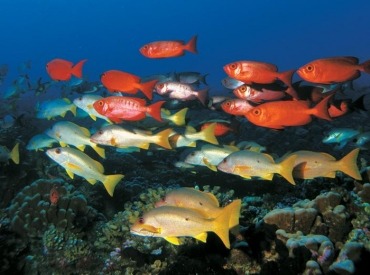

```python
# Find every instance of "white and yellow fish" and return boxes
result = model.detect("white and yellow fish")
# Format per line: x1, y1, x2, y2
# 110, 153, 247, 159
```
46, 147, 124, 196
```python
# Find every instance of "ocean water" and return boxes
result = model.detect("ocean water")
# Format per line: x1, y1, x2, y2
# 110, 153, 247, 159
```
1, 1, 370, 274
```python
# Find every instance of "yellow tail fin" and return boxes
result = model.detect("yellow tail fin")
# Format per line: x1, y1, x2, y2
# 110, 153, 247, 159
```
168, 108, 188, 126
212, 200, 240, 249
338, 148, 362, 180
154, 128, 173, 149
10, 143, 20, 164
277, 154, 297, 185
197, 123, 219, 145
103, 174, 124, 197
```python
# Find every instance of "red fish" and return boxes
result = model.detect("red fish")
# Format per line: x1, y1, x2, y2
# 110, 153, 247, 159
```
221, 99, 254, 116
101, 70, 157, 100
49, 185, 59, 206
297, 56, 370, 84
245, 96, 332, 129
223, 60, 297, 99
233, 84, 286, 103
139, 35, 197, 58
46, 58, 87, 81
93, 96, 165, 123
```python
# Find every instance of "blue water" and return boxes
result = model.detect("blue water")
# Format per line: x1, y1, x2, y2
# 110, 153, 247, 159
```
1, 0, 370, 94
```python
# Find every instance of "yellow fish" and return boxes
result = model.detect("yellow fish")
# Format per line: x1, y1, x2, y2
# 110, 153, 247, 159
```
130, 200, 241, 249
155, 187, 241, 229
46, 147, 124, 196
282, 148, 362, 180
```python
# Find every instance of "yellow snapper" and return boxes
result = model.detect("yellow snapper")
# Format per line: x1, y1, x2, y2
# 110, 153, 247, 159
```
90, 124, 172, 150
0, 143, 19, 164
45, 121, 105, 158
36, 98, 77, 120
26, 133, 57, 151
130, 200, 241, 249
282, 148, 362, 180
217, 150, 296, 185
73, 95, 112, 122
155, 187, 241, 229
184, 144, 239, 171
46, 147, 124, 196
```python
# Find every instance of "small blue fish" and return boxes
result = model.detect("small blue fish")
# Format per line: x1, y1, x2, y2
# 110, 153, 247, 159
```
322, 128, 360, 150
36, 98, 77, 120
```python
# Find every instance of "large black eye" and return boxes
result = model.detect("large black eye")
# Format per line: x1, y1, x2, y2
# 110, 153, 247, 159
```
253, 109, 261, 115
306, 65, 313, 72
55, 148, 61, 154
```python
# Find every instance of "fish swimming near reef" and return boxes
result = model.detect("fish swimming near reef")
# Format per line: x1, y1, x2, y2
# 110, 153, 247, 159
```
36, 98, 77, 120
46, 147, 124, 196
130, 199, 241, 248
139, 35, 197, 58
217, 150, 297, 185
322, 128, 360, 150
0, 143, 19, 164
45, 121, 105, 158
297, 56, 370, 84
46, 58, 87, 81
280, 148, 362, 180
155, 187, 241, 229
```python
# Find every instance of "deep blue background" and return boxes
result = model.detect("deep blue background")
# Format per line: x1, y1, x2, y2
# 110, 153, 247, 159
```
1, 0, 370, 95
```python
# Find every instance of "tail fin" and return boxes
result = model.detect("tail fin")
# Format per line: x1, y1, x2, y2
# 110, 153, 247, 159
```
311, 94, 333, 121
188, 123, 218, 145
153, 128, 173, 149
338, 148, 362, 180
165, 107, 188, 126
277, 154, 297, 185
71, 59, 87, 79
103, 174, 125, 197
10, 143, 20, 164
212, 200, 238, 249
197, 88, 209, 106
140, 79, 158, 100
227, 199, 242, 230
184, 35, 197, 54
360, 59, 370, 74
91, 144, 106, 158
147, 101, 165, 122
278, 69, 295, 88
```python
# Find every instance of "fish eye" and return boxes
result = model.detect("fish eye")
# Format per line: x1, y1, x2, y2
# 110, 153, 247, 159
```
306, 65, 314, 72
157, 83, 164, 89
78, 97, 82, 101
139, 217, 144, 224
98, 130, 103, 135
230, 63, 237, 69
55, 148, 61, 154
98, 101, 104, 106
240, 86, 246, 92
253, 109, 261, 115
143, 45, 148, 49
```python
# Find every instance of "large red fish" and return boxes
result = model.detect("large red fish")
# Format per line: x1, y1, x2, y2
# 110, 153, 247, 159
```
139, 35, 197, 58
101, 70, 157, 100
46, 58, 87, 81
245, 96, 332, 129
93, 96, 165, 123
223, 60, 297, 99
297, 56, 370, 84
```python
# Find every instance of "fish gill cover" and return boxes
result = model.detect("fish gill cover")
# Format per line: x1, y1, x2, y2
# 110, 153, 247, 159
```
1, 1, 370, 274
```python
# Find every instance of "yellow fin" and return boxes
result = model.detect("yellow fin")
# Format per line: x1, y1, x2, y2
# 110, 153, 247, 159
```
79, 126, 91, 137
261, 173, 274, 181
92, 144, 105, 158
199, 123, 219, 145
277, 154, 297, 185
92, 159, 104, 173
338, 148, 362, 180
212, 200, 234, 249
164, 236, 182, 245
60, 112, 66, 118
203, 158, 217, 172
65, 169, 74, 179
10, 143, 20, 164
59, 141, 68, 147
137, 143, 150, 150
185, 126, 197, 134
169, 107, 188, 126
194, 232, 208, 243
227, 199, 241, 230
103, 174, 125, 197
234, 165, 252, 179
77, 145, 86, 151
155, 128, 173, 149
89, 114, 97, 121
69, 105, 77, 116
86, 178, 97, 185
